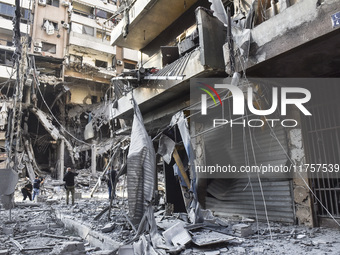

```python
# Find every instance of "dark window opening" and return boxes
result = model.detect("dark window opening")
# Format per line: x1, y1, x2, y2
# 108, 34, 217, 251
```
124, 62, 136, 70
46, 0, 59, 7
0, 50, 14, 66
91, 96, 98, 104
95, 60, 107, 68
96, 9, 109, 19
42, 43, 56, 54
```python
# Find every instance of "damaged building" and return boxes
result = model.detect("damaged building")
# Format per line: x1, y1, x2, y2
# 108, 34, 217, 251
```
0, 0, 138, 177
0, 0, 340, 254
108, 0, 340, 229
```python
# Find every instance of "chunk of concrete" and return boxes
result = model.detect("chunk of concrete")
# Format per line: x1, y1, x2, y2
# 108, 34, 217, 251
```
117, 244, 134, 255
50, 241, 85, 255
101, 223, 115, 233
162, 221, 191, 246
27, 224, 48, 231
37, 195, 47, 203
232, 223, 253, 237
91, 251, 115, 255
2, 227, 13, 235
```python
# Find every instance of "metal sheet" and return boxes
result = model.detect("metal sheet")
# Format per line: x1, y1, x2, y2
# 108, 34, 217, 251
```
206, 178, 294, 223
0, 168, 18, 195
127, 99, 156, 224
203, 123, 294, 223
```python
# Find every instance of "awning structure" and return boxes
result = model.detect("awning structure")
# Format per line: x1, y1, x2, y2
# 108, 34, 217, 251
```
144, 51, 194, 81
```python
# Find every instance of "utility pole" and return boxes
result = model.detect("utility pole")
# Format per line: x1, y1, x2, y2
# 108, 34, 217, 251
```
7, 0, 27, 171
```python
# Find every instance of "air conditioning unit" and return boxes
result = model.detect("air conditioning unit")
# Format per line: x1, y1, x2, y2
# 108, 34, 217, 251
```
34, 42, 42, 48
117, 60, 123, 66
62, 23, 69, 29
34, 47, 42, 53
38, 0, 46, 6
62, 1, 70, 7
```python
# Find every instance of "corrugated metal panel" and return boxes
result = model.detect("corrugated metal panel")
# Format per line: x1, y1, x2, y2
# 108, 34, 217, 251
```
206, 179, 294, 223
203, 122, 294, 223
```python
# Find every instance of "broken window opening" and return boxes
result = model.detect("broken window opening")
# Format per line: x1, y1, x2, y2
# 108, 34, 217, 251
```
69, 54, 83, 65
95, 60, 108, 68
43, 19, 58, 35
46, 0, 60, 7
72, 3, 95, 19
0, 49, 14, 66
82, 25, 94, 36
123, 61, 136, 70
73, 8, 93, 18
96, 8, 110, 19
96, 30, 111, 41
41, 42, 56, 54
91, 96, 98, 104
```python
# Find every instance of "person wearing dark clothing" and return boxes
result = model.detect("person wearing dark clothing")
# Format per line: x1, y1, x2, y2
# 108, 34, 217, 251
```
32, 176, 44, 200
63, 167, 78, 205
107, 168, 116, 200
21, 179, 32, 201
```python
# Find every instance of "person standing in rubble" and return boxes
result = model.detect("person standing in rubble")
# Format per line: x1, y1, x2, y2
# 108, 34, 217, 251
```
63, 167, 78, 205
32, 175, 44, 201
107, 167, 117, 200
21, 178, 32, 201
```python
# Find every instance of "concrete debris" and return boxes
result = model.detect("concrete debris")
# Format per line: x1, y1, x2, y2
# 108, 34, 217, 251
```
50, 241, 85, 255
232, 224, 253, 237
162, 221, 191, 246
1, 168, 340, 255
191, 229, 234, 246
101, 223, 115, 233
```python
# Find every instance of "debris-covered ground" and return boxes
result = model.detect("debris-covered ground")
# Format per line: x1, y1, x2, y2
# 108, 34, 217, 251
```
1, 170, 340, 255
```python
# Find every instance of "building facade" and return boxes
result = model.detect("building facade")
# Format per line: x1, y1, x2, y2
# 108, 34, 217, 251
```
109, 0, 340, 227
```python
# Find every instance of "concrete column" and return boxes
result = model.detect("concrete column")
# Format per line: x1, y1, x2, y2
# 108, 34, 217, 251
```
191, 121, 207, 208
59, 139, 65, 180
287, 105, 313, 227
91, 143, 96, 175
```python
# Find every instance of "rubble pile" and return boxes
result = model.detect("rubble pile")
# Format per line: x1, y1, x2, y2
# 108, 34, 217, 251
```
1, 173, 340, 255
0, 203, 102, 255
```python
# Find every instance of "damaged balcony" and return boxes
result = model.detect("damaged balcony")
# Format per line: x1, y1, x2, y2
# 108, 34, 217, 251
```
111, 7, 226, 127
110, 0, 198, 50
225, 0, 340, 77
68, 31, 116, 55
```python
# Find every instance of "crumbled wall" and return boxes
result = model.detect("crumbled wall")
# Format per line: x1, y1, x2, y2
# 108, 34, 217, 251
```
289, 128, 313, 227
69, 84, 105, 105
